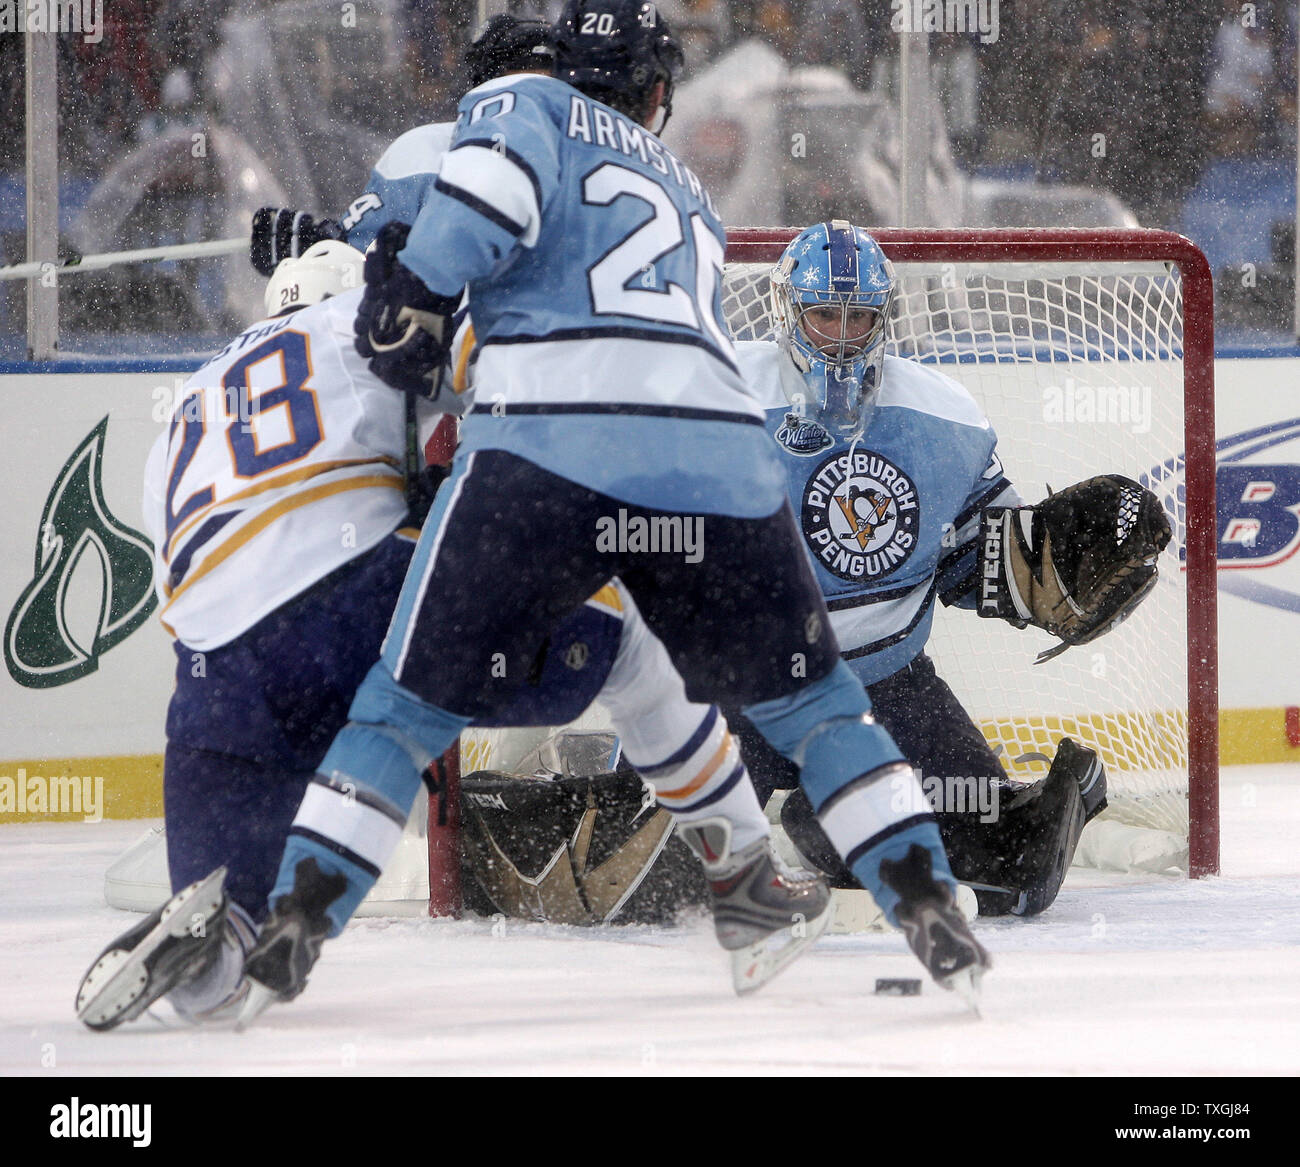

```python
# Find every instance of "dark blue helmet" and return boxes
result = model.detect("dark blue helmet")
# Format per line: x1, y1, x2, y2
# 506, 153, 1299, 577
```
553, 1, 685, 128
464, 15, 554, 89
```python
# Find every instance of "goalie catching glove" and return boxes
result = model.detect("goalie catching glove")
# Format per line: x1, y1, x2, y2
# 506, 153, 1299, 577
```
354, 221, 463, 410
977, 475, 1172, 663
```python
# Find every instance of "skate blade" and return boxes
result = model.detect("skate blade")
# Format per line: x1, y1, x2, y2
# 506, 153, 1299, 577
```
942, 966, 985, 1017
76, 866, 228, 1031
731, 902, 833, 996
233, 979, 280, 1032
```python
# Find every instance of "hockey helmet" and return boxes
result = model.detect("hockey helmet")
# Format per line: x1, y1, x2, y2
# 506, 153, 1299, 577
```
263, 240, 365, 318
464, 14, 554, 89
553, 0, 684, 129
770, 221, 895, 439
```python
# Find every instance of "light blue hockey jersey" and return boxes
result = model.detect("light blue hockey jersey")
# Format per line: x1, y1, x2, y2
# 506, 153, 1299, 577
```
340, 122, 454, 252
739, 343, 1022, 684
394, 74, 785, 517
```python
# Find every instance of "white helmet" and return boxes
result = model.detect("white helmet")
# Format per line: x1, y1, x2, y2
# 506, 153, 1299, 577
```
263, 240, 365, 318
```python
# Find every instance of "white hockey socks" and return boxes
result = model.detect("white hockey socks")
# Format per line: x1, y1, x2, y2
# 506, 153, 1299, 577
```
630, 707, 771, 851
595, 583, 771, 850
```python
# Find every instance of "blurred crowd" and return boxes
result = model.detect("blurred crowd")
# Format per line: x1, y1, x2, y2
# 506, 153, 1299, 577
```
0, 0, 1295, 225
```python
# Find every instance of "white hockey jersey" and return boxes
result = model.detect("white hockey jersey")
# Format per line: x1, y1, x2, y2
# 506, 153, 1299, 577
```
740, 342, 1023, 684
143, 288, 437, 650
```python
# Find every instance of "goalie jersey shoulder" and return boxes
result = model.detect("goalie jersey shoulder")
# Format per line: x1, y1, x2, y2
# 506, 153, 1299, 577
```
876, 355, 990, 432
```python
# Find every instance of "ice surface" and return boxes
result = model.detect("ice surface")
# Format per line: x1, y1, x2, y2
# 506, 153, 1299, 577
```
2, 765, 1297, 1076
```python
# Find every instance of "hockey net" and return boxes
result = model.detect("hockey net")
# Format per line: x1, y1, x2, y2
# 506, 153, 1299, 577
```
724, 228, 1218, 877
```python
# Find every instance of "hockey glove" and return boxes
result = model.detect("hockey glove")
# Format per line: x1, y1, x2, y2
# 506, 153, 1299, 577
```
354, 221, 461, 404
250, 208, 345, 276
977, 475, 1172, 663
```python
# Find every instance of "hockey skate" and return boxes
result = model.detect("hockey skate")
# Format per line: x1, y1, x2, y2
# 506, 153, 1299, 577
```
76, 866, 230, 1031
678, 818, 832, 996
236, 857, 347, 1030
880, 844, 991, 1013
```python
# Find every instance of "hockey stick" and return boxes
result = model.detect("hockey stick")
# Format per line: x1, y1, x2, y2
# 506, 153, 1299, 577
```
404, 386, 425, 524
0, 237, 246, 281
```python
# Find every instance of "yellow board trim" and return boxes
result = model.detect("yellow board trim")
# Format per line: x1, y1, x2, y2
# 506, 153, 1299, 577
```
1219, 707, 1300, 766
0, 754, 163, 822
3, 710, 1291, 824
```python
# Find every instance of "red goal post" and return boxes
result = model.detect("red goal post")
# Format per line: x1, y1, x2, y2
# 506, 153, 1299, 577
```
725, 226, 1218, 878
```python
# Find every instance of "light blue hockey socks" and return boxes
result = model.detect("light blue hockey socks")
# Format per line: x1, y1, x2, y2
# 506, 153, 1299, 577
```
743, 660, 958, 927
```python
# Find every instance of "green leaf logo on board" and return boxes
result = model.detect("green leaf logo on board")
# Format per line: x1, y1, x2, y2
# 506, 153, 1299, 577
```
5, 417, 156, 688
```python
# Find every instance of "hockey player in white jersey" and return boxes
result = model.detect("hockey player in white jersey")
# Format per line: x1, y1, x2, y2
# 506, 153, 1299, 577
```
75, 240, 829, 1030
235, 0, 990, 1026
249, 14, 555, 274
722, 221, 1172, 917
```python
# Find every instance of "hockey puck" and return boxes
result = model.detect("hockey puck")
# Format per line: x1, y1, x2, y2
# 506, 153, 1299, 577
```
875, 978, 922, 996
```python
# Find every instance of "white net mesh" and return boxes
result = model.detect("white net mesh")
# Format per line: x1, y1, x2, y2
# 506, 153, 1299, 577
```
724, 256, 1192, 857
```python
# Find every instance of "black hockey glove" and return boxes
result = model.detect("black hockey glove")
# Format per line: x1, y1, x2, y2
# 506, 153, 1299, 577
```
977, 475, 1172, 662
250, 208, 345, 276
354, 221, 461, 403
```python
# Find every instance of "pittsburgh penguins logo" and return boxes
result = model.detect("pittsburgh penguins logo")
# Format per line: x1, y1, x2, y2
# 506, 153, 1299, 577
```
801, 449, 920, 582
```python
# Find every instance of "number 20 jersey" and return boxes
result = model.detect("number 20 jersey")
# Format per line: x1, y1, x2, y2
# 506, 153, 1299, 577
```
397, 74, 785, 518
142, 288, 433, 651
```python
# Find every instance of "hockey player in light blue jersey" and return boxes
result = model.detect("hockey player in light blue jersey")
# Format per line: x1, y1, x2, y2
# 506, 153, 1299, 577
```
250, 15, 555, 274
236, 0, 991, 1024
722, 221, 1170, 918
74, 238, 830, 1031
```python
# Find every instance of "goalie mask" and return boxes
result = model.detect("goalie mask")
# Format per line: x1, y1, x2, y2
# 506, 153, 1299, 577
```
770, 221, 895, 441
263, 240, 365, 319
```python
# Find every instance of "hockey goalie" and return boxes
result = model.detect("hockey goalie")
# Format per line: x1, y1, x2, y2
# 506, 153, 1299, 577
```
460, 221, 1172, 926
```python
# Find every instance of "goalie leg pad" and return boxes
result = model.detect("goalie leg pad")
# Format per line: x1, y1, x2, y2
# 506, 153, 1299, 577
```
459, 770, 708, 925
965, 738, 1107, 916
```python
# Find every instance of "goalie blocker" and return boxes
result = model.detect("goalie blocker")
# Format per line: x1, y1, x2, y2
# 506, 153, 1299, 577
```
977, 475, 1173, 663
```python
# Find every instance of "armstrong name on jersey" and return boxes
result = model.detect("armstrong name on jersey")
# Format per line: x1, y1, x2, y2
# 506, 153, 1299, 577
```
564, 94, 721, 220
801, 448, 920, 582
